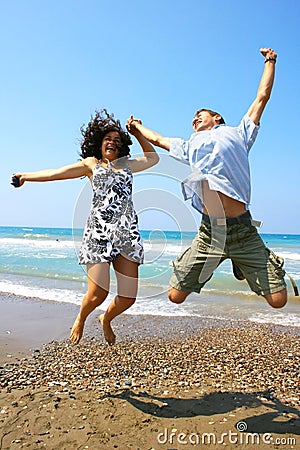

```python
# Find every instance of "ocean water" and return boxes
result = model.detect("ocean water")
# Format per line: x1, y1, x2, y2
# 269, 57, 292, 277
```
0, 226, 299, 328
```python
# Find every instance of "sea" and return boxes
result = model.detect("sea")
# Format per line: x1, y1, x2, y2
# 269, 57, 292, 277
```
0, 226, 299, 329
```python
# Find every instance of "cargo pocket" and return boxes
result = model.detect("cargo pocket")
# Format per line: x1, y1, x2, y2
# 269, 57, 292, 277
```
268, 248, 286, 277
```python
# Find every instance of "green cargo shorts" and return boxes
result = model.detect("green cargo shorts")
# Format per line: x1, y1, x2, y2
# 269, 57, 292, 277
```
169, 220, 286, 296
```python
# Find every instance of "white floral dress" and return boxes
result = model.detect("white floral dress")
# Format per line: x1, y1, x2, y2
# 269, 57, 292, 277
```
79, 161, 144, 264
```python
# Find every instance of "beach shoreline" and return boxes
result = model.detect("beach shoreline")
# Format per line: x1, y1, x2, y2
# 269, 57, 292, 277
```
0, 292, 299, 449
1, 291, 299, 362
0, 293, 79, 364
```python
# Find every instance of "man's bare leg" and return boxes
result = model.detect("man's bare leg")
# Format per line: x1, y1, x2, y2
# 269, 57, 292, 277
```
168, 287, 190, 304
264, 288, 287, 308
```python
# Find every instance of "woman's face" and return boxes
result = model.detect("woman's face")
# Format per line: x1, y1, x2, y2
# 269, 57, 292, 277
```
101, 131, 122, 161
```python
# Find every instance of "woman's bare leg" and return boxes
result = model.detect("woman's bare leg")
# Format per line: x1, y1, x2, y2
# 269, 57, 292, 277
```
99, 255, 138, 344
70, 263, 110, 344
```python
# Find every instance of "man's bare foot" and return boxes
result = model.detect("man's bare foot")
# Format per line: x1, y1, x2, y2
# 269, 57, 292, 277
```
70, 315, 84, 344
98, 314, 116, 344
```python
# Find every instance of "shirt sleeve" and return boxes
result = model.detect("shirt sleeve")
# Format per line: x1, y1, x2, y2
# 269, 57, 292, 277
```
169, 138, 190, 164
238, 115, 260, 152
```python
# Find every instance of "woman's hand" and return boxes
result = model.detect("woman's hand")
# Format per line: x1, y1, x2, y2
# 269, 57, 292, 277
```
126, 115, 142, 136
11, 174, 24, 188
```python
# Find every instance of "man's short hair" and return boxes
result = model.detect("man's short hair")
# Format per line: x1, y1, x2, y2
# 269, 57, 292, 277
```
196, 108, 225, 125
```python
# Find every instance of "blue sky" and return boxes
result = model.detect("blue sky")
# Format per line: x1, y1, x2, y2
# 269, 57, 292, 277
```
1, 0, 299, 233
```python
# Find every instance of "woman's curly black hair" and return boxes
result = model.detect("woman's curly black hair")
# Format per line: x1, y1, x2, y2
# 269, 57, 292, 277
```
79, 109, 132, 160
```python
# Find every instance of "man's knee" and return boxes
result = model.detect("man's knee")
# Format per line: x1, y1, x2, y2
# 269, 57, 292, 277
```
264, 288, 287, 308
168, 288, 189, 304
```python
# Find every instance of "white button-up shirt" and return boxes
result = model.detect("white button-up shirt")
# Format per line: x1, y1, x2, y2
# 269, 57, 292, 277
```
169, 115, 259, 213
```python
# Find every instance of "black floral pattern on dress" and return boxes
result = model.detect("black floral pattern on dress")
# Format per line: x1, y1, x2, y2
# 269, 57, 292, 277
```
79, 162, 144, 264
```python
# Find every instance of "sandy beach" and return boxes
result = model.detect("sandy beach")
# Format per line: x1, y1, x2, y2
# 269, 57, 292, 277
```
0, 293, 299, 449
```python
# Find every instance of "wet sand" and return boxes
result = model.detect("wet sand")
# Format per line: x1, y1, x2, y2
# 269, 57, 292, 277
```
0, 293, 299, 449
0, 293, 78, 363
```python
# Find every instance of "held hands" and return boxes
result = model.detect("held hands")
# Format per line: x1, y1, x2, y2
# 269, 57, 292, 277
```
126, 115, 142, 136
260, 47, 277, 63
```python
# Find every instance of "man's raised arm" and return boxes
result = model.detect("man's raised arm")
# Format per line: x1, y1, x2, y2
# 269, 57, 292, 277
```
247, 47, 277, 125
126, 116, 171, 151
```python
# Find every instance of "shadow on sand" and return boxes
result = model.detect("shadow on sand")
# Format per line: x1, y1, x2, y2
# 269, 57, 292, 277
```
104, 389, 300, 435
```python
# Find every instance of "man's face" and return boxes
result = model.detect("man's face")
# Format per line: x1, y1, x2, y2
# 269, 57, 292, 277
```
192, 110, 220, 132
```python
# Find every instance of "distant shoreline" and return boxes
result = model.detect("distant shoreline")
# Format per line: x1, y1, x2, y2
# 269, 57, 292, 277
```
1, 224, 300, 236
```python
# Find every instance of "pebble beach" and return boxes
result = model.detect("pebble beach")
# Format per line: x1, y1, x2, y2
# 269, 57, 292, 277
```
0, 294, 299, 449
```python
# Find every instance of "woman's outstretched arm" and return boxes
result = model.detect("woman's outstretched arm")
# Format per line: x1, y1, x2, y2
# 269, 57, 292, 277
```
11, 158, 95, 187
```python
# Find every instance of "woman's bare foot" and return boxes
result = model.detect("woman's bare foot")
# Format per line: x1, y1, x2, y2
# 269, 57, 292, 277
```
70, 315, 84, 344
98, 313, 116, 344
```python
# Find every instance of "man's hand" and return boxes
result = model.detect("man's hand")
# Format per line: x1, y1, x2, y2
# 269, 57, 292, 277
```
126, 115, 142, 136
260, 47, 277, 61
127, 115, 171, 150
247, 47, 277, 125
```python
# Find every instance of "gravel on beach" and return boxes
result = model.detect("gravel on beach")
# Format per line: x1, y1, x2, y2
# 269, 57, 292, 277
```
0, 315, 299, 450
1, 316, 299, 404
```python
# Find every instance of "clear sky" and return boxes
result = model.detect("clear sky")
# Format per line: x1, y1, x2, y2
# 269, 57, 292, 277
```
1, 0, 299, 233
